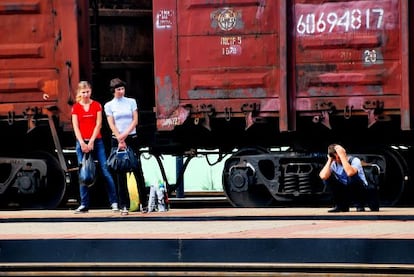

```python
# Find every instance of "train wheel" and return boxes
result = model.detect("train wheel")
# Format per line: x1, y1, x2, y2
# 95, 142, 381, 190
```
222, 147, 275, 207
17, 151, 66, 209
379, 146, 410, 206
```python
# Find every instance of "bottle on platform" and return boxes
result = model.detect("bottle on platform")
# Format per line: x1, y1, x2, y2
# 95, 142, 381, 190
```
148, 184, 157, 212
157, 181, 167, 212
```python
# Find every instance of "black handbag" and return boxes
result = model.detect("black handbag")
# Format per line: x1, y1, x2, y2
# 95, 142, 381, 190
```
362, 163, 381, 211
107, 146, 138, 172
79, 152, 96, 186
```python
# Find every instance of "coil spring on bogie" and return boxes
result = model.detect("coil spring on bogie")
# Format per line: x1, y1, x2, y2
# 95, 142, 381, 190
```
283, 174, 298, 193
281, 163, 313, 195
298, 174, 312, 194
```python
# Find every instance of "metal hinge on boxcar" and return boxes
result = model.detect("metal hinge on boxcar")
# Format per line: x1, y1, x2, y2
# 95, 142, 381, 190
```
363, 100, 387, 127
313, 102, 336, 129
194, 104, 215, 131
241, 103, 261, 130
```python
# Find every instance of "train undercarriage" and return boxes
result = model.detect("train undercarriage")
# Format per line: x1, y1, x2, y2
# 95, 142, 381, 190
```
0, 144, 411, 209
149, 143, 411, 209
0, 116, 77, 210
0, 114, 413, 209
219, 145, 411, 208
146, 114, 414, 208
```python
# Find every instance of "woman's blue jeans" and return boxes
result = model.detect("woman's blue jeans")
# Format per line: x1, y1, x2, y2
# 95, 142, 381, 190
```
76, 138, 118, 208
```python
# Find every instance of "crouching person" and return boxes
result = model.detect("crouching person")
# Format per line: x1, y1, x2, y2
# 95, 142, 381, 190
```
319, 144, 368, 213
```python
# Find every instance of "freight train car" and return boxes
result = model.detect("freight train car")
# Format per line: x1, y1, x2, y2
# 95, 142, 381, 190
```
152, 0, 414, 207
0, 0, 412, 209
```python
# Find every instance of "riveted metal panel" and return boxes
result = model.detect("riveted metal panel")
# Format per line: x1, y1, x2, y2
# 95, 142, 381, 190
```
292, 0, 409, 129
153, 0, 179, 131
154, 0, 286, 131
0, 0, 81, 130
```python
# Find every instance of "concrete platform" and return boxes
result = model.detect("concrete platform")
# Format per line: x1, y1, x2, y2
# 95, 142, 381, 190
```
1, 207, 414, 265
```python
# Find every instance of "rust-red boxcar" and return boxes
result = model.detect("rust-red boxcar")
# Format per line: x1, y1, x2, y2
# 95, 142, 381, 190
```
153, 0, 286, 131
293, 0, 409, 130
153, 0, 410, 133
0, 0, 81, 130
151, 0, 413, 207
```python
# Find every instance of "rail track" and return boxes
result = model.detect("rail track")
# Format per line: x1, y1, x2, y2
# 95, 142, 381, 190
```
1, 262, 414, 276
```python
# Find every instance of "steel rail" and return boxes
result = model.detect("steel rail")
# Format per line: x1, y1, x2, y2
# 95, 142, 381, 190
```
1, 262, 414, 276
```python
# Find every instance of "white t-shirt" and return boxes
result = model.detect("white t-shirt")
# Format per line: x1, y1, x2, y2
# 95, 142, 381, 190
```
104, 96, 137, 135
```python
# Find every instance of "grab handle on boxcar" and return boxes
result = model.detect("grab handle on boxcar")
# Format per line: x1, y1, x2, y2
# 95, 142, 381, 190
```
66, 60, 74, 105
344, 105, 353, 119
225, 107, 232, 121
7, 111, 14, 125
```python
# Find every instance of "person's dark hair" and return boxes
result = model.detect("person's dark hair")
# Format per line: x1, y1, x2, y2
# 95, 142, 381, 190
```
328, 144, 337, 158
109, 78, 126, 93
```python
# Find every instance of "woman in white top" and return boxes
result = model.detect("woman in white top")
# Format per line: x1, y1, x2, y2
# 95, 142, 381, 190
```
104, 78, 148, 215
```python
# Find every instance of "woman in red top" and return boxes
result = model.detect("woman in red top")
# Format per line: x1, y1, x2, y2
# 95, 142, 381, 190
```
71, 81, 118, 213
